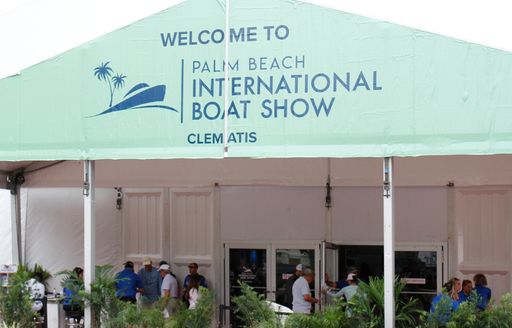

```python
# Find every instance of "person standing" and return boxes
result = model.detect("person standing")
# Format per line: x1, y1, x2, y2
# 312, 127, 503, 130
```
186, 274, 201, 309
138, 257, 161, 308
458, 279, 473, 303
115, 261, 142, 304
429, 277, 461, 324
473, 273, 492, 311
183, 262, 207, 290
282, 264, 303, 309
326, 273, 359, 302
158, 264, 179, 318
292, 268, 318, 314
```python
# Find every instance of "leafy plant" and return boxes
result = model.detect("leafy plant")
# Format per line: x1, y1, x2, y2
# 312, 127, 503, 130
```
78, 265, 125, 327
0, 270, 35, 328
349, 276, 424, 328
58, 268, 84, 309
166, 287, 215, 328
474, 293, 512, 328
1, 322, 22, 328
16, 263, 52, 289
286, 302, 356, 328
231, 281, 280, 328
109, 301, 165, 328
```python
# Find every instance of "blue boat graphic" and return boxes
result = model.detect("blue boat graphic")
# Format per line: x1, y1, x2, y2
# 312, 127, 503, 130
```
88, 62, 177, 117
89, 83, 177, 117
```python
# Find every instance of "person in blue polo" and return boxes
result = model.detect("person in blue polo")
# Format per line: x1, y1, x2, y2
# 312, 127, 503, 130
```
182, 262, 207, 303
116, 261, 142, 304
473, 273, 492, 311
183, 262, 207, 290
429, 277, 460, 324
138, 256, 161, 308
458, 279, 473, 303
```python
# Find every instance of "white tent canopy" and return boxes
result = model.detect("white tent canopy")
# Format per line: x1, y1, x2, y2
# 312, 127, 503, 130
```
2, 1, 512, 327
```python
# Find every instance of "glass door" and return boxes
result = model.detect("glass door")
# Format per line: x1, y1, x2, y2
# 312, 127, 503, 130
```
395, 245, 444, 310
272, 244, 320, 312
224, 242, 321, 324
337, 244, 445, 310
321, 241, 338, 309
225, 245, 270, 327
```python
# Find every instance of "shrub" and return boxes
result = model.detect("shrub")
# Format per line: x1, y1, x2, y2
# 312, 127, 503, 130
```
350, 276, 424, 328
0, 270, 35, 328
231, 282, 280, 328
166, 287, 215, 328
286, 301, 356, 328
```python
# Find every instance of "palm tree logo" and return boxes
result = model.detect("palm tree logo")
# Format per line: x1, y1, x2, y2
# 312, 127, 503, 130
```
89, 61, 177, 117
93, 62, 126, 107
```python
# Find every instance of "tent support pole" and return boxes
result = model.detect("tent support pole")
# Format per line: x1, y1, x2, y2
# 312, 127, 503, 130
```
383, 157, 395, 328
83, 160, 96, 328
10, 192, 21, 265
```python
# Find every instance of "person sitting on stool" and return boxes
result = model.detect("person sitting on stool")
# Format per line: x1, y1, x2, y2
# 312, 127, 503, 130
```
62, 267, 84, 318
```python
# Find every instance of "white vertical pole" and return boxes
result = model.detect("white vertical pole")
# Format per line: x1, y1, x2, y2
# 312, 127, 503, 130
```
383, 157, 395, 328
223, 0, 230, 157
10, 193, 20, 265
83, 160, 96, 328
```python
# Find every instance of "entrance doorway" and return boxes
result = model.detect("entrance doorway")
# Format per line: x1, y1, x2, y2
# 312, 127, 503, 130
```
325, 243, 445, 310
224, 243, 320, 326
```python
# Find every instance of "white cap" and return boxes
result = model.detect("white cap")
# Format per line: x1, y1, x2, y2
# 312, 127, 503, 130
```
346, 273, 356, 281
295, 264, 303, 271
158, 264, 170, 271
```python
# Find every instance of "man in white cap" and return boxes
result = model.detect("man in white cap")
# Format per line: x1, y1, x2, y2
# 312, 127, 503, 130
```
158, 263, 179, 318
326, 273, 359, 302
292, 268, 318, 314
138, 256, 161, 307
281, 264, 304, 309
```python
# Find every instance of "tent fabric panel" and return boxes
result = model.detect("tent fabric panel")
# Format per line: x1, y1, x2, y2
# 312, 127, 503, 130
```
0, 0, 512, 160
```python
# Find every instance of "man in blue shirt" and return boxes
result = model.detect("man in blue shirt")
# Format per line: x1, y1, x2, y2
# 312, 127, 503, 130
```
115, 261, 142, 304
183, 262, 207, 290
473, 273, 492, 311
138, 257, 161, 307
458, 279, 473, 303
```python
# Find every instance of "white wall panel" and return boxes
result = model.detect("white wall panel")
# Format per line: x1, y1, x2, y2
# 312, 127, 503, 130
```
332, 187, 448, 243
220, 187, 326, 241
455, 188, 512, 301
22, 188, 120, 290
0, 189, 12, 264
170, 189, 215, 288
122, 189, 164, 261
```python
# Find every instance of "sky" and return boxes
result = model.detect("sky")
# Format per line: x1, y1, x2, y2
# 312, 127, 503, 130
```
1, 0, 511, 79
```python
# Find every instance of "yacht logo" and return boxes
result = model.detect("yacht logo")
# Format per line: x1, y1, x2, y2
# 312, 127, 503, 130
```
88, 61, 177, 117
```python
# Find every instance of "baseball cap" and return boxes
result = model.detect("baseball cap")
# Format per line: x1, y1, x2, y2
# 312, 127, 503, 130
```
142, 256, 152, 266
346, 273, 356, 281
295, 264, 303, 271
158, 264, 170, 271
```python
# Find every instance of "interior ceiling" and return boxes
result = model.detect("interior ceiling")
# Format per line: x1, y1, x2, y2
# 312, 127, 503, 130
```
1, 155, 512, 188
0, 161, 34, 173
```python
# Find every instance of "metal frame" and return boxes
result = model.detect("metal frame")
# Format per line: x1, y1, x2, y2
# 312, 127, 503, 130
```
83, 160, 95, 328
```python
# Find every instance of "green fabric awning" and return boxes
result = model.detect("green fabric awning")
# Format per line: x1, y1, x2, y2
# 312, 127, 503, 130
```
1, 0, 512, 160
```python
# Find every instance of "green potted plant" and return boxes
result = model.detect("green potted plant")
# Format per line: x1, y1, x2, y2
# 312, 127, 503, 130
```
0, 270, 35, 327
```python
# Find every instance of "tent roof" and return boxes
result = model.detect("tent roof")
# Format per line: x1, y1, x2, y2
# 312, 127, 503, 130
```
1, 0, 512, 160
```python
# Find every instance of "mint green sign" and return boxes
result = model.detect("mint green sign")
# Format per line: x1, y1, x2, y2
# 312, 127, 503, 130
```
1, 0, 512, 160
